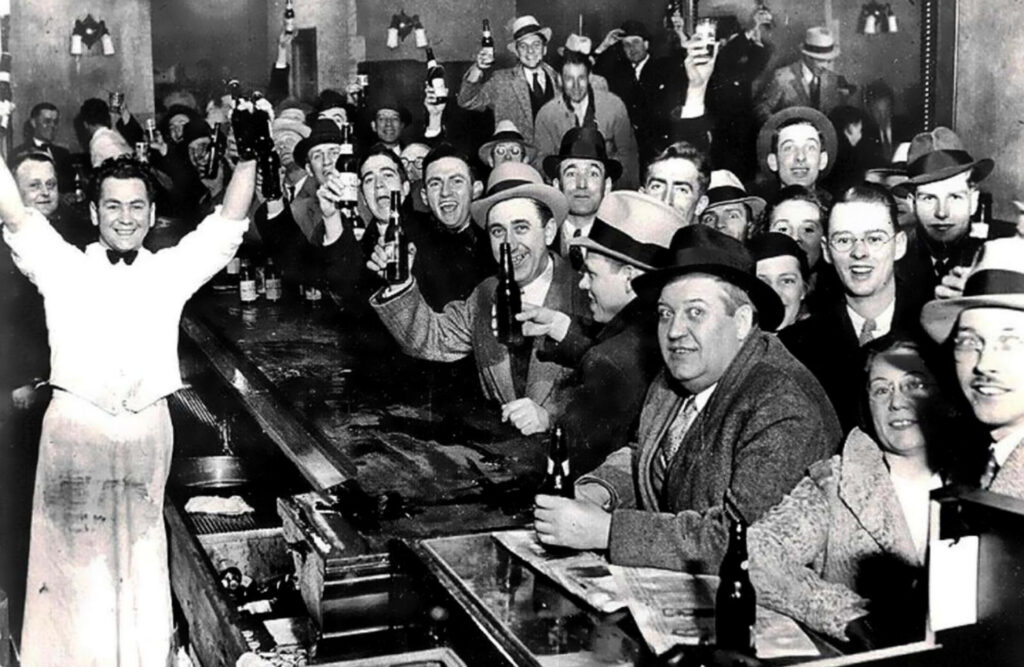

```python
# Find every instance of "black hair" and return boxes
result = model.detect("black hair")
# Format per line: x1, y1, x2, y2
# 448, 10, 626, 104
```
421, 142, 476, 182
827, 182, 898, 234
79, 98, 111, 128
87, 156, 158, 206
770, 117, 823, 155
358, 143, 408, 182
645, 141, 711, 195
30, 102, 58, 119
560, 49, 592, 75
864, 79, 896, 107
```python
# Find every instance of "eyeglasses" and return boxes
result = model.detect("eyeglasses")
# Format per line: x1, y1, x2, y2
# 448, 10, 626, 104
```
868, 375, 935, 403
827, 230, 893, 253
952, 333, 1024, 358
493, 144, 524, 159
401, 157, 425, 170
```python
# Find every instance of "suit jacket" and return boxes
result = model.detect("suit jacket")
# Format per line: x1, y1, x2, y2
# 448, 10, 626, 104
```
989, 435, 1024, 499
748, 428, 927, 645
544, 300, 661, 475
372, 254, 587, 416
533, 89, 640, 189
779, 284, 928, 433
457, 63, 563, 145
755, 61, 851, 124
579, 329, 841, 571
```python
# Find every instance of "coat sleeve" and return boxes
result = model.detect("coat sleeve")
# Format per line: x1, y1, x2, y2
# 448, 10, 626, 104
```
607, 377, 836, 572
747, 460, 870, 641
457, 68, 494, 112
608, 97, 640, 189
754, 70, 786, 124
371, 281, 477, 362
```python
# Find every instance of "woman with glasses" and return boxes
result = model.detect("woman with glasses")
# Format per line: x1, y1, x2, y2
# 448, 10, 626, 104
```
741, 336, 982, 650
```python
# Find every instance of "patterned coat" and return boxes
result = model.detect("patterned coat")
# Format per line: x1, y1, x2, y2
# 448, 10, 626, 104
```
754, 61, 851, 123
747, 428, 928, 643
578, 329, 841, 572
457, 63, 563, 145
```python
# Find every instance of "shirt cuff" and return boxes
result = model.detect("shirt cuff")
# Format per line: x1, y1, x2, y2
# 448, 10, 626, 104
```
680, 99, 706, 119
374, 278, 416, 304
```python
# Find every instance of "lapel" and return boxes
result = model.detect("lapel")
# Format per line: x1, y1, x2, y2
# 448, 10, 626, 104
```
512, 65, 537, 129
473, 280, 517, 405
787, 62, 811, 106
836, 428, 921, 565
990, 439, 1024, 497
526, 254, 573, 407
635, 373, 687, 509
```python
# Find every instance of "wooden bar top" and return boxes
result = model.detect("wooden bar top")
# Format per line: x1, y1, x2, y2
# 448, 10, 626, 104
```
181, 288, 545, 538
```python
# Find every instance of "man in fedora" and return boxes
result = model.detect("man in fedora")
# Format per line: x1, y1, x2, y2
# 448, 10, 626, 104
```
755, 26, 855, 122
920, 236, 1024, 496
517, 191, 685, 470
369, 98, 413, 155
533, 225, 839, 569
271, 105, 312, 202
534, 52, 639, 188
755, 106, 838, 203
458, 15, 561, 145
542, 126, 620, 257
478, 120, 536, 169
896, 127, 1017, 306
369, 162, 587, 433
698, 169, 766, 242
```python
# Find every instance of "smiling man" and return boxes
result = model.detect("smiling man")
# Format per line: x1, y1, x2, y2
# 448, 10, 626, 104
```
756, 107, 837, 204
370, 162, 587, 431
781, 184, 927, 431
533, 225, 838, 570
3, 151, 256, 665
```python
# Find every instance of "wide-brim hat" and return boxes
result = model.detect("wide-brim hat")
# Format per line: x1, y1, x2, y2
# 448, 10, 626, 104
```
506, 15, 552, 54
756, 106, 838, 178
632, 225, 784, 331
801, 26, 839, 60
542, 126, 623, 182
921, 236, 1024, 343
292, 118, 345, 168
571, 191, 686, 271
704, 169, 766, 220
470, 161, 568, 228
478, 119, 536, 164
900, 127, 994, 189
558, 34, 593, 57
271, 107, 311, 139
620, 20, 652, 42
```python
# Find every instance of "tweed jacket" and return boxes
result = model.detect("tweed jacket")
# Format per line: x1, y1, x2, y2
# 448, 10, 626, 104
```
747, 428, 928, 643
458, 63, 563, 145
579, 328, 841, 572
988, 434, 1024, 499
371, 253, 587, 414
533, 89, 641, 189
754, 61, 850, 123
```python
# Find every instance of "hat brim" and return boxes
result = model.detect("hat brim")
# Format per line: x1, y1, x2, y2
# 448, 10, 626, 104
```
569, 237, 656, 272
272, 119, 311, 140
706, 195, 766, 222
542, 154, 623, 182
632, 263, 785, 331
801, 46, 840, 60
293, 133, 342, 168
478, 136, 537, 164
470, 182, 568, 228
506, 27, 553, 54
902, 158, 994, 188
756, 106, 839, 179
921, 294, 1024, 343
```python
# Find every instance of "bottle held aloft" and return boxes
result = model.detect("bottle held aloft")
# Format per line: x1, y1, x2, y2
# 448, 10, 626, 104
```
425, 47, 448, 105
284, 0, 296, 34
335, 123, 364, 238
480, 19, 495, 62
715, 494, 756, 657
495, 242, 524, 347
383, 190, 409, 284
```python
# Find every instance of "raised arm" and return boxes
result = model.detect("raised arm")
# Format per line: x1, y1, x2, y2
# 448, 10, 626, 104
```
0, 156, 30, 233
220, 159, 257, 220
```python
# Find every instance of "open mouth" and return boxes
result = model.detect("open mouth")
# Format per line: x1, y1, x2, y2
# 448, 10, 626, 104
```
510, 248, 529, 267
849, 265, 874, 279
438, 201, 458, 214
888, 418, 917, 430
971, 382, 1010, 397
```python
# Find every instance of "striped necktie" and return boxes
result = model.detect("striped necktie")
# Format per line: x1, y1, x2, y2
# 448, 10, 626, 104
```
651, 396, 698, 493
858, 318, 877, 346
980, 447, 1000, 489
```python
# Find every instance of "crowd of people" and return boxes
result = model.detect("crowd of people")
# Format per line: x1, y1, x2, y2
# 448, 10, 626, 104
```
2, 7, 1024, 665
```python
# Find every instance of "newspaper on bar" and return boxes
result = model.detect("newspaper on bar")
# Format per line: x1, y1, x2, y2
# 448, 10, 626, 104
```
491, 530, 625, 613
609, 565, 820, 660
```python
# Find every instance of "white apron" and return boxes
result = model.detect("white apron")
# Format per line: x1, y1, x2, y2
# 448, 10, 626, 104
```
20, 390, 174, 667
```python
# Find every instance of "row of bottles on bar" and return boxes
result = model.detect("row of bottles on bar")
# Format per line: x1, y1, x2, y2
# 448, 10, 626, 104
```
229, 253, 282, 303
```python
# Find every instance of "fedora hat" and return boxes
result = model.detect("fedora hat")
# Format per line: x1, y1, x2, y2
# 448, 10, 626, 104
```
756, 106, 838, 178
866, 141, 911, 182
506, 15, 552, 54
901, 127, 994, 188
470, 161, 568, 228
571, 191, 686, 271
632, 225, 785, 331
921, 236, 1024, 343
542, 126, 623, 182
801, 26, 839, 60
271, 107, 311, 139
292, 118, 345, 168
558, 33, 594, 57
704, 170, 766, 220
747, 232, 811, 281
478, 119, 537, 164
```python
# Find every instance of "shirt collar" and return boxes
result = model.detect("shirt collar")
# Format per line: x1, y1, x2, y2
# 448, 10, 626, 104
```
992, 423, 1024, 467
633, 54, 650, 76
847, 297, 896, 340
802, 61, 815, 85
561, 218, 594, 239
520, 256, 555, 306
692, 382, 718, 413
85, 242, 151, 264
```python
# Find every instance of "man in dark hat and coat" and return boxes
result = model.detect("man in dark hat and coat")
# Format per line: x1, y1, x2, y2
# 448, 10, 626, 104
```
533, 225, 840, 571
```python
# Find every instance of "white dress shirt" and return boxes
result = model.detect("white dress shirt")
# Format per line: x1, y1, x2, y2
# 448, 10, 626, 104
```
4, 207, 248, 415
560, 218, 593, 256
889, 467, 943, 561
633, 55, 650, 80
520, 256, 554, 307
847, 297, 896, 342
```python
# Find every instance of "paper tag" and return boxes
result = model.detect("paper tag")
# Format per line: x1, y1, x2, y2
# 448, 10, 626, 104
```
929, 535, 979, 631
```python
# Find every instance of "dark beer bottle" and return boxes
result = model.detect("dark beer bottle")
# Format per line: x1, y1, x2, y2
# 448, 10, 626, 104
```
283, 0, 296, 34
540, 427, 571, 497
335, 123, 365, 240
204, 122, 223, 179
383, 191, 409, 284
715, 500, 756, 656
495, 242, 524, 347
480, 20, 495, 60
425, 47, 448, 105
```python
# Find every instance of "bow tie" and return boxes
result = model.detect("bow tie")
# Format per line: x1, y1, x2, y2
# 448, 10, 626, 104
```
106, 249, 138, 265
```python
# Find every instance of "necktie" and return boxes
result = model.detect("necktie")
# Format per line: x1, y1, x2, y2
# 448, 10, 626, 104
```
106, 249, 138, 265
633, 64, 641, 82
858, 318, 877, 346
882, 126, 892, 160
651, 396, 699, 493
980, 447, 1000, 489
810, 75, 821, 109
532, 72, 543, 97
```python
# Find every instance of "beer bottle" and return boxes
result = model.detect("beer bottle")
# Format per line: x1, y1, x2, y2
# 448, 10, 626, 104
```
715, 498, 756, 656
480, 19, 495, 61
425, 47, 448, 105
540, 426, 571, 497
383, 191, 409, 284
145, 118, 159, 145
283, 0, 296, 34
335, 123, 365, 240
495, 242, 524, 347
264, 258, 283, 302
239, 258, 258, 303
204, 122, 223, 179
